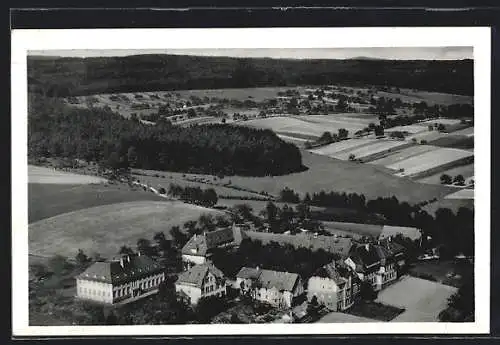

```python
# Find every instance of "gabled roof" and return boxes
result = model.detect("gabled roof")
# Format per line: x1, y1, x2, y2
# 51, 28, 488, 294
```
76, 254, 163, 284
258, 269, 300, 292
176, 263, 225, 288
236, 267, 262, 280
181, 225, 248, 256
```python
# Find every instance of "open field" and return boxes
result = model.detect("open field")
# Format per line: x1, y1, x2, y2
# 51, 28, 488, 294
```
293, 114, 375, 128
29, 201, 223, 258
369, 145, 437, 166
380, 225, 422, 241
309, 139, 378, 157
407, 131, 448, 142
422, 198, 474, 214
322, 221, 383, 238
385, 124, 428, 134
331, 140, 413, 161
387, 148, 474, 178
417, 164, 474, 185
209, 151, 462, 211
29, 165, 107, 185
452, 127, 475, 137
376, 276, 457, 322
176, 87, 305, 102
428, 135, 474, 150
28, 183, 167, 223
376, 89, 473, 106
444, 189, 475, 200
419, 118, 463, 126
131, 171, 266, 199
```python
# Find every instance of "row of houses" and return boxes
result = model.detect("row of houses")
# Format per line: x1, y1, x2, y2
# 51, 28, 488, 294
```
75, 223, 407, 313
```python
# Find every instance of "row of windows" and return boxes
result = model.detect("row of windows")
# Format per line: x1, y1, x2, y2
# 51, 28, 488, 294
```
79, 287, 110, 298
114, 276, 163, 297
204, 284, 219, 294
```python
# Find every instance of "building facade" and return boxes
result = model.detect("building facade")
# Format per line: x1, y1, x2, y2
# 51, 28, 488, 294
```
307, 261, 360, 311
236, 267, 304, 309
75, 253, 165, 304
175, 263, 227, 305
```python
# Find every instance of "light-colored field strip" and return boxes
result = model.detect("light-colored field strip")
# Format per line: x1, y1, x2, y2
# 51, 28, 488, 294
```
379, 225, 422, 241
277, 134, 309, 143
376, 276, 457, 322
419, 118, 463, 126
385, 124, 428, 134
407, 131, 447, 142
444, 188, 474, 200
309, 139, 378, 156
28, 165, 107, 184
370, 145, 438, 167
332, 140, 411, 160
417, 163, 474, 185
387, 148, 474, 176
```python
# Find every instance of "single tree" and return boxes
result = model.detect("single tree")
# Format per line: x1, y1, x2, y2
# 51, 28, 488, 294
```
440, 174, 453, 185
453, 174, 465, 186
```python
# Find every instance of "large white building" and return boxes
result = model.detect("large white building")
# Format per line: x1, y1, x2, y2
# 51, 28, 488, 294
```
236, 267, 304, 309
75, 253, 165, 304
307, 261, 360, 311
175, 263, 227, 305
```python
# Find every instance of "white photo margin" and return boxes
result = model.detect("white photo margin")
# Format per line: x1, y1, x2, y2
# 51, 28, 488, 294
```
11, 26, 491, 336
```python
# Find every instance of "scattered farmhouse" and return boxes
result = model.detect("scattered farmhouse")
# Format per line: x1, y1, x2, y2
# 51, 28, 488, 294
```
175, 263, 227, 305
307, 260, 360, 311
75, 253, 165, 305
181, 224, 248, 269
236, 267, 304, 309
345, 239, 406, 291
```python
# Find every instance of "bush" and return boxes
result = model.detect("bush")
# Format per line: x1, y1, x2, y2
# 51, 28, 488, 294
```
158, 187, 166, 194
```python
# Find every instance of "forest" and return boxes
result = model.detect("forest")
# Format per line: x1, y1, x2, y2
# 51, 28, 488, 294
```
28, 95, 303, 176
28, 54, 474, 97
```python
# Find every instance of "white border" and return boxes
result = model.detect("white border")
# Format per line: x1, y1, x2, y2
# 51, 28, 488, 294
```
12, 27, 491, 336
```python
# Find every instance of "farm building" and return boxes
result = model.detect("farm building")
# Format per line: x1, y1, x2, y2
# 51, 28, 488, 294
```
345, 239, 406, 291
245, 231, 353, 258
175, 262, 227, 305
75, 253, 165, 305
307, 260, 361, 311
236, 267, 304, 309
181, 224, 248, 269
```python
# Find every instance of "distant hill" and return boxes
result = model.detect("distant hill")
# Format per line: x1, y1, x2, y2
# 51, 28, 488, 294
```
27, 54, 474, 97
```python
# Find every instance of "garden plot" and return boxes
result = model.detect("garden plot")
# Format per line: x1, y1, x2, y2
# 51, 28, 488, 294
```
332, 140, 413, 161
388, 148, 474, 178
444, 189, 474, 200
369, 145, 438, 167
376, 276, 457, 322
309, 139, 378, 157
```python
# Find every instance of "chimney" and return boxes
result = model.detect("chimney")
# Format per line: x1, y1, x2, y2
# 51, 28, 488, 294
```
365, 243, 370, 251
120, 257, 125, 268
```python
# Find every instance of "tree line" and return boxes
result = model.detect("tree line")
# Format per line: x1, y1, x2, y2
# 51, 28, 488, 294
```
167, 183, 218, 207
28, 95, 304, 177
28, 54, 473, 97
278, 188, 474, 257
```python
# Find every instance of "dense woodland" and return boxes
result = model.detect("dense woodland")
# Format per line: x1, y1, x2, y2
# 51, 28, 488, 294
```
28, 95, 303, 176
28, 54, 473, 97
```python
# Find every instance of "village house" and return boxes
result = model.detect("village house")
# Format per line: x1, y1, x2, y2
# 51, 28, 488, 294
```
345, 239, 406, 291
174, 263, 227, 305
236, 267, 304, 309
181, 224, 247, 269
307, 260, 360, 311
75, 253, 165, 305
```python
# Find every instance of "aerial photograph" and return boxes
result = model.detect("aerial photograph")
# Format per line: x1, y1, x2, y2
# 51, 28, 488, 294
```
27, 47, 474, 326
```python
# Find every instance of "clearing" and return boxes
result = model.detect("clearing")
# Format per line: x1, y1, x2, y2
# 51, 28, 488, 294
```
309, 139, 378, 157
375, 276, 458, 322
29, 200, 223, 259
444, 189, 475, 200
29, 165, 107, 184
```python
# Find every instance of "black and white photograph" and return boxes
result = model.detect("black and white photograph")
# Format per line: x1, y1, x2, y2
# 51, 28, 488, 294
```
11, 27, 490, 336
